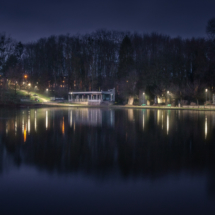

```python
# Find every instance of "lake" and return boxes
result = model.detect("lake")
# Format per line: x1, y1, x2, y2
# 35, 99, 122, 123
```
0, 107, 215, 215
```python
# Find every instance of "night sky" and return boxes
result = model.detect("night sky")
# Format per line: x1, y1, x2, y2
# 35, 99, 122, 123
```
0, 0, 215, 42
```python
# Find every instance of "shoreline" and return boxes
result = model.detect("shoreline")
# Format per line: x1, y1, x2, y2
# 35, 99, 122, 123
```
1, 102, 215, 111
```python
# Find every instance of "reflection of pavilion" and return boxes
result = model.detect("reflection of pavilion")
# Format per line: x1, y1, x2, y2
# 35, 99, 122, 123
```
68, 108, 115, 127
68, 88, 115, 105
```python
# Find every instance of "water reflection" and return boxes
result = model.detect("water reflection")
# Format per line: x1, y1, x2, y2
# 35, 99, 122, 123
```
24, 125, 26, 143
0, 108, 215, 177
34, 110, 37, 132
46, 110, 48, 130
128, 109, 134, 121
167, 112, 169, 135
5, 121, 8, 136
28, 111, 30, 134
62, 117, 64, 135
22, 114, 24, 134
162, 111, 164, 129
15, 116, 17, 136
68, 108, 115, 127
205, 115, 208, 139
157, 110, 160, 125
0, 108, 215, 213
69, 110, 72, 127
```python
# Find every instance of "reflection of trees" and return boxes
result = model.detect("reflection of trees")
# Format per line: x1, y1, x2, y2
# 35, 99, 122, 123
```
0, 108, 215, 184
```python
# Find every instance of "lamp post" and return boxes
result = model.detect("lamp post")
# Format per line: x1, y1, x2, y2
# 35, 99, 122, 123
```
28, 83, 31, 94
205, 89, 208, 104
142, 92, 146, 105
167, 91, 170, 104
23, 75, 28, 90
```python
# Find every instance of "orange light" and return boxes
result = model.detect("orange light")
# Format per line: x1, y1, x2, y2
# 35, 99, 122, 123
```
62, 117, 64, 134
24, 126, 26, 142
24, 75, 27, 78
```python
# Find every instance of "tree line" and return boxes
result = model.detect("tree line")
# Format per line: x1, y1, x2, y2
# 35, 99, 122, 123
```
1, 18, 215, 104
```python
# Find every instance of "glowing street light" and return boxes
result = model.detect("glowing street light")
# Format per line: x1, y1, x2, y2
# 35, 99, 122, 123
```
167, 91, 170, 104
142, 92, 146, 105
24, 75, 28, 79
205, 89, 208, 104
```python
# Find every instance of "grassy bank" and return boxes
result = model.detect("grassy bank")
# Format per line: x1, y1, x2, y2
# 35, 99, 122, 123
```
2, 89, 215, 111
17, 90, 51, 102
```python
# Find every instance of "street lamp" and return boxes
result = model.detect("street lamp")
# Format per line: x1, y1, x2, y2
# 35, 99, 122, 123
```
167, 91, 170, 104
28, 83, 31, 94
142, 92, 146, 105
205, 89, 208, 104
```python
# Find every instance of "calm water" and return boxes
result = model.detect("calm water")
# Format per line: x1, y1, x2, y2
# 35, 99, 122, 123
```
0, 108, 215, 215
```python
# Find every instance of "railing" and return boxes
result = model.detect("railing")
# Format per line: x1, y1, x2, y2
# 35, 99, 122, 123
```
69, 99, 104, 103
69, 99, 89, 102
89, 99, 102, 102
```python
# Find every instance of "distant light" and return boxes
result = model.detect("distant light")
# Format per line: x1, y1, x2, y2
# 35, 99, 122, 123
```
46, 88, 48, 91
24, 75, 27, 78
143, 92, 145, 95
28, 83, 31, 86
205, 89, 208, 92
167, 91, 169, 94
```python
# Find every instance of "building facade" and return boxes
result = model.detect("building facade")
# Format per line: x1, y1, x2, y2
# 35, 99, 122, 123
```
68, 88, 115, 105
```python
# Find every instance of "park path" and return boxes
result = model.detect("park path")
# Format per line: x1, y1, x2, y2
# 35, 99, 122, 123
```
19, 90, 49, 102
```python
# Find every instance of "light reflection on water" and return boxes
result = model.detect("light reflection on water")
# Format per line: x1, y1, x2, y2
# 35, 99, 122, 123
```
45, 110, 48, 130
34, 110, 37, 132
167, 112, 169, 135
0, 108, 214, 145
0, 108, 215, 214
28, 111, 30, 134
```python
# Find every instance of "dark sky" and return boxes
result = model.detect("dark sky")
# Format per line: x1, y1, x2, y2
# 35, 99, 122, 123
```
0, 0, 214, 42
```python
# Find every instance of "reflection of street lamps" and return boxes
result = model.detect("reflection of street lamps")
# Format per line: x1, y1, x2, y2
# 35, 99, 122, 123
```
205, 89, 208, 104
